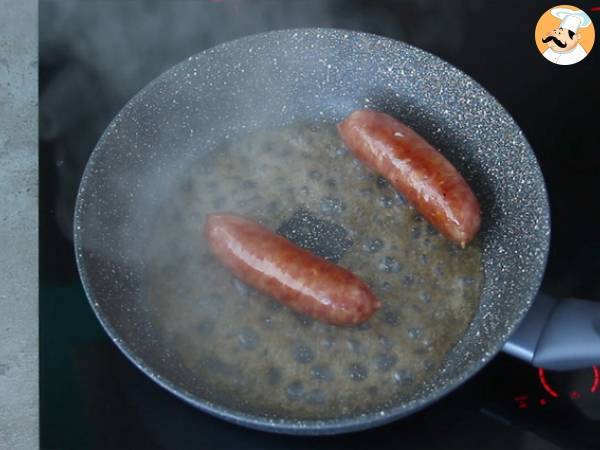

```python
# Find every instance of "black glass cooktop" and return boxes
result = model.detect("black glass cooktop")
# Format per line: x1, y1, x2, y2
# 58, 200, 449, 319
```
40, 1, 600, 449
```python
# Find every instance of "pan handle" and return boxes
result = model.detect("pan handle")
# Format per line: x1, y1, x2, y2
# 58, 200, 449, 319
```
503, 293, 600, 371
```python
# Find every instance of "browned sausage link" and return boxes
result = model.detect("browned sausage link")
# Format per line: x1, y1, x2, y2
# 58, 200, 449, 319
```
204, 213, 381, 326
338, 109, 481, 247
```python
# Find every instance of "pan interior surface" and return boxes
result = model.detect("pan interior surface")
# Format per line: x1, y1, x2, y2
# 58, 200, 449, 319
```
74, 29, 550, 433
146, 123, 483, 420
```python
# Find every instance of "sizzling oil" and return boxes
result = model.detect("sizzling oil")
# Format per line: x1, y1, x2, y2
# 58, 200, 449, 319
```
145, 123, 483, 419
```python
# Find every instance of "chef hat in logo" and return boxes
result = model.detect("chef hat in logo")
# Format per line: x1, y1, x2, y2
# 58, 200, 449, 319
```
551, 7, 592, 33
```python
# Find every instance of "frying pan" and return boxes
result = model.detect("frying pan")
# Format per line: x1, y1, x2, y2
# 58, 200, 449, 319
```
74, 29, 552, 434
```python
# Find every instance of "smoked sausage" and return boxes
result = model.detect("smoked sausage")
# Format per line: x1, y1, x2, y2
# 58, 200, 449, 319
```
204, 213, 381, 326
338, 109, 481, 247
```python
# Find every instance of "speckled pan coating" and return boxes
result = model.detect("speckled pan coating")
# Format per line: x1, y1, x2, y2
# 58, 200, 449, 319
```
74, 29, 550, 434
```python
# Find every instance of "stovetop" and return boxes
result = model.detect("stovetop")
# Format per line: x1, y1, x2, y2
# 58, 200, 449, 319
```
40, 1, 600, 449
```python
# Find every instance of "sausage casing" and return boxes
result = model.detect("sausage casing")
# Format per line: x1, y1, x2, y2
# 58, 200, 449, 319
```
204, 213, 381, 326
338, 109, 481, 246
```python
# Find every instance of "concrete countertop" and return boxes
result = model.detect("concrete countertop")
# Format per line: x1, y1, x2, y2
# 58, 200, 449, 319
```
0, 0, 38, 448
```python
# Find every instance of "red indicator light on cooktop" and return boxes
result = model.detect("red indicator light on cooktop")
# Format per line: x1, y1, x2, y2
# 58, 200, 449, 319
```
538, 368, 559, 398
514, 395, 528, 408
591, 366, 599, 393
538, 366, 599, 398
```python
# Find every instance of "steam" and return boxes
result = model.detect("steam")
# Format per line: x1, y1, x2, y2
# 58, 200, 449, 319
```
41, 0, 469, 247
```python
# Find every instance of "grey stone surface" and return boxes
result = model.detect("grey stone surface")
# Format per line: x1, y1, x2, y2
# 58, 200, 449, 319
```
0, 0, 38, 448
